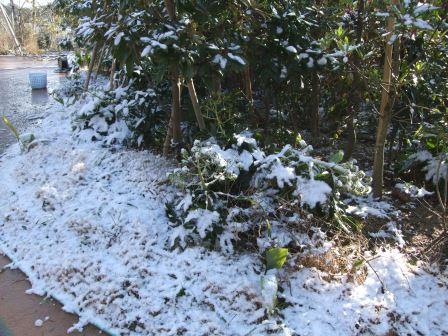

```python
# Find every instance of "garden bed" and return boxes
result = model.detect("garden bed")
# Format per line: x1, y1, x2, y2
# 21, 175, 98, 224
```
0, 94, 447, 335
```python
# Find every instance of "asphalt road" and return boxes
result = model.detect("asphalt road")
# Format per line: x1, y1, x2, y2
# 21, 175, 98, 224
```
0, 55, 61, 153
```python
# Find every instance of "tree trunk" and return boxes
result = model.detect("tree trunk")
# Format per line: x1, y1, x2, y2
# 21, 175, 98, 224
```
32, 0, 36, 31
343, 0, 365, 161
9, 1, 15, 32
109, 58, 116, 90
84, 43, 99, 92
372, 0, 400, 198
309, 72, 321, 140
164, 0, 176, 19
94, 45, 106, 80
211, 73, 221, 97
187, 78, 206, 130
162, 0, 183, 155
0, 3, 22, 54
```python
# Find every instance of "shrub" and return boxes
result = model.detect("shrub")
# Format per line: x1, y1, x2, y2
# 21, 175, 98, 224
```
52, 73, 85, 104
67, 81, 164, 148
167, 133, 371, 252
400, 120, 448, 185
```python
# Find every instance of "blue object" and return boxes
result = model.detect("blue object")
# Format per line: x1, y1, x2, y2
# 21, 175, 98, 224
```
28, 72, 47, 89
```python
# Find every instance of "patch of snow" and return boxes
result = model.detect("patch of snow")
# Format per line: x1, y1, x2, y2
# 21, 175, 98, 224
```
212, 54, 227, 70
286, 46, 297, 53
414, 3, 438, 15
370, 222, 405, 248
317, 56, 327, 65
395, 183, 432, 198
114, 32, 124, 46
185, 209, 220, 239
386, 221, 405, 248
346, 196, 395, 219
266, 160, 295, 188
402, 14, 433, 30
306, 57, 314, 68
282, 248, 448, 335
407, 150, 447, 184
227, 53, 246, 66
260, 270, 278, 313
294, 177, 332, 208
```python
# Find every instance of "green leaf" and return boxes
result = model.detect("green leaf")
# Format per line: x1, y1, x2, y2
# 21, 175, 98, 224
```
176, 287, 186, 298
2, 115, 20, 142
266, 247, 288, 271
425, 137, 437, 150
353, 259, 364, 268
336, 25, 344, 38
329, 150, 344, 163
266, 219, 271, 239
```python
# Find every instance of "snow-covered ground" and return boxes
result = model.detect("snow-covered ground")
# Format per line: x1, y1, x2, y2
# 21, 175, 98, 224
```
0, 98, 447, 335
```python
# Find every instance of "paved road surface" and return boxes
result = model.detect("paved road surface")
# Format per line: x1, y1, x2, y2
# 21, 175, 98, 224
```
0, 56, 102, 336
0, 55, 61, 153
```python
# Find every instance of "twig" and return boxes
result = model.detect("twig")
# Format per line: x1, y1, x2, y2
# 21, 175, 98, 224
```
361, 255, 386, 293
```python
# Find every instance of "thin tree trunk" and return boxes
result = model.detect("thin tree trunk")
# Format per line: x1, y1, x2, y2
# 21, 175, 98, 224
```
32, 0, 36, 31
0, 3, 21, 54
310, 72, 321, 140
84, 43, 99, 92
211, 73, 221, 98
343, 0, 365, 161
372, 0, 400, 198
9, 0, 15, 32
94, 45, 106, 80
187, 78, 206, 130
109, 58, 116, 90
164, 0, 175, 18
162, 0, 183, 155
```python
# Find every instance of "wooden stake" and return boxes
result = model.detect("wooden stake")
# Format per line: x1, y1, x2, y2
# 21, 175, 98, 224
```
187, 78, 206, 130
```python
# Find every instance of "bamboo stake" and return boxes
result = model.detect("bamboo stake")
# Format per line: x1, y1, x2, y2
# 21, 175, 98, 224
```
187, 78, 206, 130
